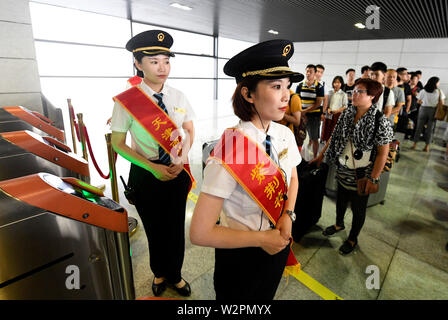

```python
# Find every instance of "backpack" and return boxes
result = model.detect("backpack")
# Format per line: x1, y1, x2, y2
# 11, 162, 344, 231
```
382, 86, 391, 110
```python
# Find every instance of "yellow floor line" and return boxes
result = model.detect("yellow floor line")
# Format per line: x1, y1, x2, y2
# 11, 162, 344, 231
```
289, 269, 343, 300
187, 191, 343, 300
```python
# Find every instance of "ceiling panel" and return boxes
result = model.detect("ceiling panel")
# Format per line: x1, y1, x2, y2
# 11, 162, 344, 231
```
31, 0, 448, 42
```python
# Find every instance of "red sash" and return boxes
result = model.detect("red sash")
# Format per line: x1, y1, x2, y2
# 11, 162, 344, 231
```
208, 128, 300, 273
113, 86, 195, 191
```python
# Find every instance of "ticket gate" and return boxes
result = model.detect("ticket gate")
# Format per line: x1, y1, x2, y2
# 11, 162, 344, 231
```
0, 130, 89, 182
0, 106, 65, 143
0, 173, 134, 300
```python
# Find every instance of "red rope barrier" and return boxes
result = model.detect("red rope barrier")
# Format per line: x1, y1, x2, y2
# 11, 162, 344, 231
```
83, 125, 117, 179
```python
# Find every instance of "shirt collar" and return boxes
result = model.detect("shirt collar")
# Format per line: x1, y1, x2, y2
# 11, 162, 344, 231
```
140, 80, 169, 97
239, 120, 278, 141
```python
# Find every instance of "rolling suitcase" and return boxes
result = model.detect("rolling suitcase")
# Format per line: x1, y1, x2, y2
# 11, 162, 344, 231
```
292, 160, 329, 242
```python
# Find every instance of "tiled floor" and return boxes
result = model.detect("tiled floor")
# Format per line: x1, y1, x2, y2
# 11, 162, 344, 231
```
105, 122, 448, 300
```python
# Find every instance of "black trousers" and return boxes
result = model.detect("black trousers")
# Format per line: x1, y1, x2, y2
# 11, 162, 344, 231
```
335, 183, 369, 242
129, 162, 190, 284
214, 244, 290, 300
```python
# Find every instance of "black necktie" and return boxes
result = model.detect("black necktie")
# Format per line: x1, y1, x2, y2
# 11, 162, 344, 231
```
153, 93, 171, 165
264, 134, 278, 164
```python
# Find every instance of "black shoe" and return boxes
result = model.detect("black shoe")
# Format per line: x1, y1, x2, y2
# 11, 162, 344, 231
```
322, 225, 345, 237
339, 240, 357, 255
170, 278, 191, 297
446, 242, 448, 252
152, 278, 166, 297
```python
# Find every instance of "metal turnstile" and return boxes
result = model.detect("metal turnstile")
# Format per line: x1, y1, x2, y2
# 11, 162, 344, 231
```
0, 130, 89, 182
0, 106, 65, 143
0, 173, 135, 300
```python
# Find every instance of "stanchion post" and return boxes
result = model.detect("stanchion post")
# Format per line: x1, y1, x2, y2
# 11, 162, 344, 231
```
105, 133, 119, 203
77, 113, 89, 161
67, 99, 77, 154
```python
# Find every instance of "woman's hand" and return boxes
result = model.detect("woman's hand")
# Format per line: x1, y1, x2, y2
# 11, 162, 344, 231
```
151, 163, 177, 181
310, 153, 324, 167
363, 179, 379, 195
260, 229, 290, 255
167, 162, 184, 176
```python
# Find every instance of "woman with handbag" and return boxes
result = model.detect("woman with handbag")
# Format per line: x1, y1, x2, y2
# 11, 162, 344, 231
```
411, 77, 446, 152
311, 78, 393, 255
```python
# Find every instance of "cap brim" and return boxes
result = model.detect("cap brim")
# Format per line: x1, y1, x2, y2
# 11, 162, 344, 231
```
140, 50, 175, 57
244, 71, 304, 83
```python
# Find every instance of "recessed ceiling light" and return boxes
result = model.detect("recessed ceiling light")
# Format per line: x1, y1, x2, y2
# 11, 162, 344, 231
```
170, 3, 193, 11
355, 23, 366, 29
268, 29, 279, 35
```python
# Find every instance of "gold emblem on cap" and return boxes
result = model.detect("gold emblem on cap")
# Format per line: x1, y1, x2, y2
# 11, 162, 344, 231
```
282, 44, 291, 56
158, 33, 165, 42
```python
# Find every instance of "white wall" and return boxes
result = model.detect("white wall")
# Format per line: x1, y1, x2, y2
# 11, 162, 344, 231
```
0, 0, 42, 112
290, 38, 448, 95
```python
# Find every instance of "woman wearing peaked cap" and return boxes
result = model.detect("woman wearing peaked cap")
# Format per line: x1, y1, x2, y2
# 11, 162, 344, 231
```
190, 40, 304, 300
110, 30, 196, 297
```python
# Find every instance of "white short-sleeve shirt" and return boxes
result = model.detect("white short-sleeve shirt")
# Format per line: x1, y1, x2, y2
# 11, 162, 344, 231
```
328, 89, 348, 111
417, 89, 446, 107
110, 81, 195, 159
201, 120, 302, 231
374, 85, 395, 112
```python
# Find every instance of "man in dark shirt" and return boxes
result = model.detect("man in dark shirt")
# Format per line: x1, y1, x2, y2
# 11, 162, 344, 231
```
415, 70, 424, 90
397, 67, 412, 113
344, 68, 356, 107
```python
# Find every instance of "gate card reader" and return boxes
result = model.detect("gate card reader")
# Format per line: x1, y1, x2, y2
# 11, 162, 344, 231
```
0, 130, 89, 178
0, 106, 65, 142
0, 173, 128, 233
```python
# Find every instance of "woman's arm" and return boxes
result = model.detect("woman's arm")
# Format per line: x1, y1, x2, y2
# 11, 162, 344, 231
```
363, 144, 389, 194
283, 111, 301, 126
111, 131, 176, 181
276, 166, 298, 240
190, 192, 289, 253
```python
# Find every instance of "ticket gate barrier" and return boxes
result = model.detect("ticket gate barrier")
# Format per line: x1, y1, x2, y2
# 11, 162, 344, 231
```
0, 173, 134, 299
0, 106, 65, 143
0, 130, 89, 182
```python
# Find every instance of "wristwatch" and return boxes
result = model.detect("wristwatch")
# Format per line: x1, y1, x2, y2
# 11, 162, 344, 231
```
284, 210, 296, 223
367, 175, 380, 184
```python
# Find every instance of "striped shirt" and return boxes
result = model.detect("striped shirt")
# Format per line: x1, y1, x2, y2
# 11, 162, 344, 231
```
296, 80, 325, 113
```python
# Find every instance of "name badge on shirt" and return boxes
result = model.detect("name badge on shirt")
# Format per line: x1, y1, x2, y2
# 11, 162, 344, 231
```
174, 107, 187, 114
278, 148, 288, 160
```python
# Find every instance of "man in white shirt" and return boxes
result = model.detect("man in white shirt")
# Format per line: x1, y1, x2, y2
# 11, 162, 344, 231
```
384, 69, 405, 127
371, 62, 395, 114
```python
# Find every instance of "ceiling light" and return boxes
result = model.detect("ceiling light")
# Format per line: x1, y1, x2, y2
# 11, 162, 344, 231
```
170, 3, 193, 11
268, 29, 279, 35
355, 23, 366, 29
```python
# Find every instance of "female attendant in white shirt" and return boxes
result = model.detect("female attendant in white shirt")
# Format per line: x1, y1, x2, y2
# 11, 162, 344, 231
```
190, 40, 303, 300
